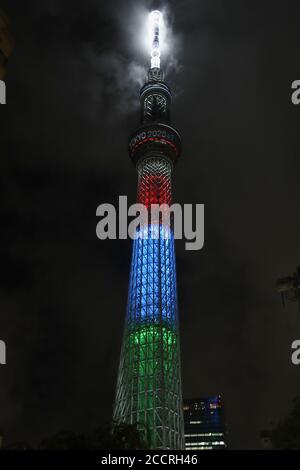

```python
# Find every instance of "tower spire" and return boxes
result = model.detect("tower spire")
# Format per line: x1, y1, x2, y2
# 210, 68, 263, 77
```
148, 10, 164, 82
149, 10, 162, 70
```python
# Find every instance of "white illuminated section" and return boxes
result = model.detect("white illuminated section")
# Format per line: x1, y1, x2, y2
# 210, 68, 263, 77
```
149, 10, 163, 69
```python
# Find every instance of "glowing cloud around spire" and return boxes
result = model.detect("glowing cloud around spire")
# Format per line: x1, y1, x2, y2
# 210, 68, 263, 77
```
149, 10, 163, 69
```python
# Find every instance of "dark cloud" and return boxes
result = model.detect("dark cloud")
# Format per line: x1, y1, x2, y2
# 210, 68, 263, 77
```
1, 0, 300, 449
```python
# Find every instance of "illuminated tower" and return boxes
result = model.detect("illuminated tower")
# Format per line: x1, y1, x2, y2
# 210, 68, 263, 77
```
113, 11, 184, 449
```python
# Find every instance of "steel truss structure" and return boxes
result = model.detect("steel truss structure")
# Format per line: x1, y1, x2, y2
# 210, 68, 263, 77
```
114, 158, 184, 449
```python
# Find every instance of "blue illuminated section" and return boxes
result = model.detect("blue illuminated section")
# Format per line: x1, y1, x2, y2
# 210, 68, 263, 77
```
126, 223, 177, 326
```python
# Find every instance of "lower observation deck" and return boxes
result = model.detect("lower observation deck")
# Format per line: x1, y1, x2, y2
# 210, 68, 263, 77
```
129, 123, 181, 166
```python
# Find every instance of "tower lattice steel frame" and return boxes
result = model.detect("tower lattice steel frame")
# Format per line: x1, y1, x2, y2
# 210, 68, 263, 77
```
113, 14, 184, 449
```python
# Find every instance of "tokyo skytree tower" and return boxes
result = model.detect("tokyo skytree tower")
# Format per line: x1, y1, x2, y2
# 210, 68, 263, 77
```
113, 11, 184, 450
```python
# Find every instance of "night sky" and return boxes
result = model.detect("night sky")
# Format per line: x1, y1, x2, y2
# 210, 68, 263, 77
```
1, 0, 300, 449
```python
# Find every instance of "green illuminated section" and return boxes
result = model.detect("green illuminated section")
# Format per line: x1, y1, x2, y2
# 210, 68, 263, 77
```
126, 325, 178, 446
131, 324, 175, 347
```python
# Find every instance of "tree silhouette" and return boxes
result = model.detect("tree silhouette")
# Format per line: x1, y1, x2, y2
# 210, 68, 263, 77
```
263, 397, 300, 449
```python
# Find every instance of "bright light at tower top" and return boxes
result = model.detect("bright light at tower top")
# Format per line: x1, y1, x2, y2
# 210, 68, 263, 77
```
148, 10, 164, 69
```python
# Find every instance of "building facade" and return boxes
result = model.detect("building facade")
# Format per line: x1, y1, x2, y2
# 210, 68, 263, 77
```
184, 396, 227, 450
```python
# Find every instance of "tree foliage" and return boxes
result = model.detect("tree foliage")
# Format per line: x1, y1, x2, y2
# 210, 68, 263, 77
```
36, 422, 148, 450
265, 397, 300, 450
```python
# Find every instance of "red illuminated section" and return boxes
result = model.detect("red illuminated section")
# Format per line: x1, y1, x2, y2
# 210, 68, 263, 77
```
137, 168, 172, 210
